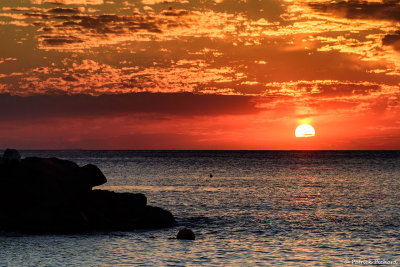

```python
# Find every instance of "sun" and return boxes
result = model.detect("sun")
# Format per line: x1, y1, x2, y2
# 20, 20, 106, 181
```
295, 124, 315, 138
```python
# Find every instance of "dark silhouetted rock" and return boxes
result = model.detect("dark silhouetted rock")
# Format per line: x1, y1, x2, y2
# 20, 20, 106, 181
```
80, 164, 107, 187
0, 149, 175, 234
177, 228, 195, 240
2, 148, 21, 162
87, 190, 174, 230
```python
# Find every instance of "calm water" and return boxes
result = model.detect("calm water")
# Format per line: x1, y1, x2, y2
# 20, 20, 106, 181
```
0, 151, 399, 266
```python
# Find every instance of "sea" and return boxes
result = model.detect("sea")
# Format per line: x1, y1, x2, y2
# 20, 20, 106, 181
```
0, 150, 399, 266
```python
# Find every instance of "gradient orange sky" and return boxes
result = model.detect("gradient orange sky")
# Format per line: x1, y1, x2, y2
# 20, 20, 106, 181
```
1, 0, 400, 149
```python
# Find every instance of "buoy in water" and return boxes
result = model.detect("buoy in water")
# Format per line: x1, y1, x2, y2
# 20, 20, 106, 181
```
177, 228, 195, 240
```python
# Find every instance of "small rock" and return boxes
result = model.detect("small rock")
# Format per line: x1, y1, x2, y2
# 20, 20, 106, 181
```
177, 228, 195, 240
3, 149, 21, 162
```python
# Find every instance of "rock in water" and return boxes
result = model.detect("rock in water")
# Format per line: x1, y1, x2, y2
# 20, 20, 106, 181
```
177, 228, 195, 240
2, 148, 21, 162
0, 149, 175, 234
88, 191, 174, 230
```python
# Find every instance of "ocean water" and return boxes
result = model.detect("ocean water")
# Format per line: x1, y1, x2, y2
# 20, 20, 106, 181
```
0, 150, 399, 266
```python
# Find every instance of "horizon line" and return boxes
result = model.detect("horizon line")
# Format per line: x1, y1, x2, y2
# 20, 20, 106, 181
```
3, 149, 400, 152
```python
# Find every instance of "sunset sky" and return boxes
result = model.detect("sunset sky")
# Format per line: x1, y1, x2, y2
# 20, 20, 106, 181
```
1, 0, 400, 149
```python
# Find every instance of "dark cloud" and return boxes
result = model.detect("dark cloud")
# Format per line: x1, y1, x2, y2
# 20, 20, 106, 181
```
0, 92, 261, 120
160, 8, 189, 17
39, 27, 54, 32
41, 35, 83, 45
24, 12, 51, 19
76, 14, 161, 33
47, 8, 80, 14
382, 30, 400, 51
309, 0, 400, 22
313, 83, 380, 97
310, 1, 400, 53
62, 76, 79, 82
28, 12, 166, 37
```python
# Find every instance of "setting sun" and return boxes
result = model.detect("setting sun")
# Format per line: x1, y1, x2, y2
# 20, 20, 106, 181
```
295, 124, 316, 138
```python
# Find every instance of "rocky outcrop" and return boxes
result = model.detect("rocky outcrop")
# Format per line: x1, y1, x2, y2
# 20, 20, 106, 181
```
0, 149, 175, 234
2, 148, 21, 162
